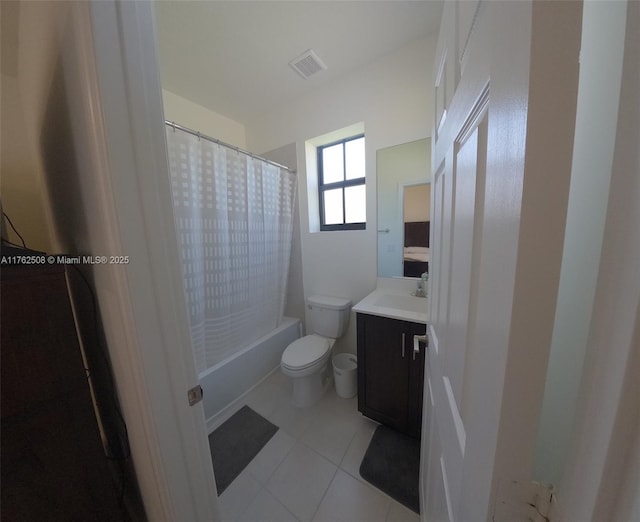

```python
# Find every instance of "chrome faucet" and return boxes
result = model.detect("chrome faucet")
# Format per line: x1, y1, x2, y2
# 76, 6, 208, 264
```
414, 272, 428, 298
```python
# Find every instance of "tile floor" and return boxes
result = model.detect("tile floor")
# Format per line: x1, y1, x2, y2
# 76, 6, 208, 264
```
211, 369, 420, 522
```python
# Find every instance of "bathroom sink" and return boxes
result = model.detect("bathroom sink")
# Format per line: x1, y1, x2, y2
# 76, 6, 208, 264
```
374, 294, 427, 315
353, 288, 428, 323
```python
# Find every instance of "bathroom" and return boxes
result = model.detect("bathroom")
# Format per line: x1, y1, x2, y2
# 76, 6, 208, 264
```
154, 2, 438, 520
1, 0, 437, 518
3, 0, 637, 520
141, 1, 640, 519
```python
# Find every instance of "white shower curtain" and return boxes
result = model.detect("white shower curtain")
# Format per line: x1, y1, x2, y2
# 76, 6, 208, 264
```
166, 127, 297, 373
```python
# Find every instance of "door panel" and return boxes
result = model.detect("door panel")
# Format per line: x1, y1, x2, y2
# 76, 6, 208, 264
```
427, 336, 465, 520
436, 159, 453, 337
434, 2, 458, 138
424, 372, 452, 522
457, 0, 481, 75
460, 115, 488, 429
446, 128, 478, 404
431, 161, 445, 329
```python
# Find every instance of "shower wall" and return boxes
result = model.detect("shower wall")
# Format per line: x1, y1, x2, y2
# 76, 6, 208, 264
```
262, 142, 306, 327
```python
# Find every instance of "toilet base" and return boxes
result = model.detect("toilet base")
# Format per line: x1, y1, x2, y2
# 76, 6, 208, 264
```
288, 360, 333, 408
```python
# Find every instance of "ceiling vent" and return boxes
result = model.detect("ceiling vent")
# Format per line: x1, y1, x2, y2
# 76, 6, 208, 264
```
289, 49, 327, 79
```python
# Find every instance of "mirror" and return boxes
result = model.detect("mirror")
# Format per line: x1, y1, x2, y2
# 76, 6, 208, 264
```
377, 138, 431, 278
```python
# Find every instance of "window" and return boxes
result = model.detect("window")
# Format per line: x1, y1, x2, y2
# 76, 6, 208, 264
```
318, 135, 366, 230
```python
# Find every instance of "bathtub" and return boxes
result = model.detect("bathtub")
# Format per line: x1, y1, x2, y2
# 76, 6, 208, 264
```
200, 316, 301, 432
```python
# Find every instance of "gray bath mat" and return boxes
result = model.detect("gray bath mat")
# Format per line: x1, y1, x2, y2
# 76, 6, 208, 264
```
208, 405, 278, 495
359, 425, 420, 513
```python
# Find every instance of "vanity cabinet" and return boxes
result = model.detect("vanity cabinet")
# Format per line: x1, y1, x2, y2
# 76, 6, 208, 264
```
357, 313, 426, 438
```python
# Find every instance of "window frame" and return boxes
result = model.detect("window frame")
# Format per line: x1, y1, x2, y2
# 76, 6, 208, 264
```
317, 134, 366, 231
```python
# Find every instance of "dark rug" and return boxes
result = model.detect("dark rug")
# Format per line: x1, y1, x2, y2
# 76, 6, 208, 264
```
208, 405, 278, 495
359, 425, 421, 513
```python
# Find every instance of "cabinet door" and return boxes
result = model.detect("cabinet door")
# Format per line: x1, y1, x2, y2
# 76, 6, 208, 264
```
406, 322, 427, 438
357, 314, 410, 432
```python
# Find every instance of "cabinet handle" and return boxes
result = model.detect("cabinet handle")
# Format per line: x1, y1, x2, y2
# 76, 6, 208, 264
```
401, 333, 405, 358
413, 334, 427, 360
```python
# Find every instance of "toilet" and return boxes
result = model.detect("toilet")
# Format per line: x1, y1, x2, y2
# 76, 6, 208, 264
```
281, 295, 351, 407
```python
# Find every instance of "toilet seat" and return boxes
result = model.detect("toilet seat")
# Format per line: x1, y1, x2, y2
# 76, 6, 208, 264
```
281, 335, 330, 371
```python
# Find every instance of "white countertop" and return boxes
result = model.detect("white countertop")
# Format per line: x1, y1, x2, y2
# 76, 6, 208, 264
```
353, 278, 429, 324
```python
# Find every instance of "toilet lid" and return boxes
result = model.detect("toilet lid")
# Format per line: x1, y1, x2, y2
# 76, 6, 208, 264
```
282, 335, 330, 370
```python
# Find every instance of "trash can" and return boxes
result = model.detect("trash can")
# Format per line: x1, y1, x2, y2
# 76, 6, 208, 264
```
333, 353, 358, 398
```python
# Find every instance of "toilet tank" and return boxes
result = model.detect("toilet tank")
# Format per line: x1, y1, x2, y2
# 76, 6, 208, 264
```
307, 295, 352, 338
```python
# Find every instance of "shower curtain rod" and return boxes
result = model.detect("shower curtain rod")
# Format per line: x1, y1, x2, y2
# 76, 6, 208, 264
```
164, 120, 296, 173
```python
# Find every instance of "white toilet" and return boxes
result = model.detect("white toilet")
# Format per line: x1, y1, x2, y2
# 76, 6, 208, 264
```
281, 295, 351, 407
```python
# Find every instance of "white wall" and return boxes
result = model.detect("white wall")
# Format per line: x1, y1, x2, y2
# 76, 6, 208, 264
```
245, 35, 436, 354
0, 0, 72, 252
533, 0, 627, 488
162, 89, 246, 148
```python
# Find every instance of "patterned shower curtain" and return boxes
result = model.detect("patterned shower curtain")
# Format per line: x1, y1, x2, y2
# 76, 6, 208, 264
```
165, 127, 297, 373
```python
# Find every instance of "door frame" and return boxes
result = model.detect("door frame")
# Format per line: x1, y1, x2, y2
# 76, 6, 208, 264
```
76, 2, 219, 520
558, 1, 639, 518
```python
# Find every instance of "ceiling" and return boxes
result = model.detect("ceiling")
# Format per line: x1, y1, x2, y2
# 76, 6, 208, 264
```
154, 1, 443, 125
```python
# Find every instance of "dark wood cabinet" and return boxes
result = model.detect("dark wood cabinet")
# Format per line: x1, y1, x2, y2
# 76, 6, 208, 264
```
1, 263, 125, 521
357, 313, 426, 438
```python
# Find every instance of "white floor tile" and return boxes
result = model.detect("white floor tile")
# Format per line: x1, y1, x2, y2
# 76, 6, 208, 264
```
239, 488, 299, 522
218, 469, 262, 521
339, 416, 378, 480
266, 368, 292, 390
314, 388, 358, 416
248, 429, 297, 484
312, 469, 390, 522
267, 395, 316, 438
300, 410, 360, 465
245, 377, 289, 420
212, 370, 421, 522
266, 442, 337, 522
385, 500, 420, 522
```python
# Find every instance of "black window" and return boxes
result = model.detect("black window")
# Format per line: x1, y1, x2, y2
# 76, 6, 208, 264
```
318, 135, 366, 231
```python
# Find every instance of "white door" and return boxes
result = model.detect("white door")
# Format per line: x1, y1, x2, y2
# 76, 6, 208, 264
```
422, 1, 582, 520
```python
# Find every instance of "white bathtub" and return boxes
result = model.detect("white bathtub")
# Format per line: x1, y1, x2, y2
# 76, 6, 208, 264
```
199, 316, 301, 432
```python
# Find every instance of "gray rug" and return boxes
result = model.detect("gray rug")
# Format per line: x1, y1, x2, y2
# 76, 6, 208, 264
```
359, 425, 420, 513
208, 405, 278, 495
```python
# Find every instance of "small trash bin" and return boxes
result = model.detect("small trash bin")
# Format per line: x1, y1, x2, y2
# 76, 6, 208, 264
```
333, 353, 358, 398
